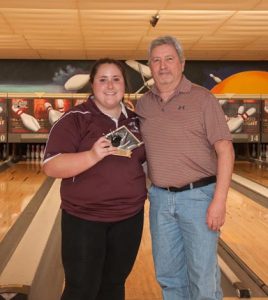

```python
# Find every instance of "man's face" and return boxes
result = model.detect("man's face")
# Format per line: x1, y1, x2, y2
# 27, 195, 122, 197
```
149, 44, 185, 89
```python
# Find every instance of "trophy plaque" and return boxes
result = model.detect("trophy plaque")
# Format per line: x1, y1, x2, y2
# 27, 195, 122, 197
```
105, 125, 143, 158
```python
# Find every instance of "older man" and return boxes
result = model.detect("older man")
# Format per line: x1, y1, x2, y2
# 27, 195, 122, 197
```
136, 36, 234, 300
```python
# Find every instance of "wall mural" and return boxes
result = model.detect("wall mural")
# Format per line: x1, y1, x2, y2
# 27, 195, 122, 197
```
0, 60, 267, 146
0, 60, 267, 94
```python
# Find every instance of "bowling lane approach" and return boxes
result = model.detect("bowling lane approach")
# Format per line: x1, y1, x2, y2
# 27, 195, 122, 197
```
221, 187, 268, 288
0, 161, 47, 242
233, 161, 268, 187
1, 160, 267, 299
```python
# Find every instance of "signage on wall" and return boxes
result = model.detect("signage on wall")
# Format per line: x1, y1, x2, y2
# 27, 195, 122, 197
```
8, 97, 73, 134
0, 98, 7, 142
220, 99, 260, 143
262, 99, 268, 142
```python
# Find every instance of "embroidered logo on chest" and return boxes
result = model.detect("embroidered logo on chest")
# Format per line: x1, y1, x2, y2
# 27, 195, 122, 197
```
128, 120, 139, 133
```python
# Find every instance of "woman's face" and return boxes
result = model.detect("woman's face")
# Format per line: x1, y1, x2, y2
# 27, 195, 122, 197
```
92, 63, 125, 111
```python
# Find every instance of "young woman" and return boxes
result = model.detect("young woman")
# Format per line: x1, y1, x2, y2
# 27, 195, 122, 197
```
43, 58, 147, 300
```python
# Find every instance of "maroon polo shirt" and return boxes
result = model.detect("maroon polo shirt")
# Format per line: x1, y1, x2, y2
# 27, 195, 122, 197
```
44, 98, 147, 222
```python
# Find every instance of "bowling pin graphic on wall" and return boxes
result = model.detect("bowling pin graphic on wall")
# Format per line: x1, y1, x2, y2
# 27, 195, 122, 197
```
11, 99, 41, 133
0, 99, 8, 142
264, 100, 268, 114
227, 107, 256, 133
44, 102, 63, 125
233, 106, 245, 133
220, 99, 259, 138
55, 99, 65, 112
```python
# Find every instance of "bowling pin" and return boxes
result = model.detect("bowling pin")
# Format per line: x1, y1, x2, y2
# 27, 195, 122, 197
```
55, 99, 65, 112
44, 102, 63, 125
237, 105, 245, 115
264, 102, 268, 114
0, 106, 3, 114
209, 73, 222, 83
64, 74, 90, 91
12, 105, 40, 132
2, 144, 7, 160
219, 100, 227, 106
234, 106, 245, 133
26, 144, 31, 160
40, 144, 45, 160
31, 144, 35, 161
35, 144, 40, 160
227, 107, 256, 133
252, 144, 256, 158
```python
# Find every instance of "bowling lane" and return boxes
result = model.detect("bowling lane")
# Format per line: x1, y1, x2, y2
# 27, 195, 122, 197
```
126, 201, 161, 300
221, 187, 268, 287
0, 161, 47, 242
126, 201, 239, 300
233, 161, 268, 187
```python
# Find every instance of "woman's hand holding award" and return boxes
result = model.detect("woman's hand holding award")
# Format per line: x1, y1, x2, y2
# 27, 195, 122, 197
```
105, 126, 143, 158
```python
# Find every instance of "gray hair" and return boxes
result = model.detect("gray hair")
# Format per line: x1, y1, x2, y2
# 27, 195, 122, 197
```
148, 36, 185, 63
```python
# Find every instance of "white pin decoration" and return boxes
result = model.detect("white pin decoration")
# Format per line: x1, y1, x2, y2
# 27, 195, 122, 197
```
219, 100, 227, 106
227, 107, 256, 133
209, 73, 222, 83
12, 105, 40, 132
55, 99, 65, 112
40, 144, 45, 160
45, 102, 63, 125
64, 74, 90, 91
234, 106, 245, 133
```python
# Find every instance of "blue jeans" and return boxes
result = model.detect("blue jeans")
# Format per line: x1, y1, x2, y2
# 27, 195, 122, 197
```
149, 184, 222, 300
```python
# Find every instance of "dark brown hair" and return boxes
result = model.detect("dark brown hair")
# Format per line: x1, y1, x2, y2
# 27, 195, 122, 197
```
90, 58, 129, 90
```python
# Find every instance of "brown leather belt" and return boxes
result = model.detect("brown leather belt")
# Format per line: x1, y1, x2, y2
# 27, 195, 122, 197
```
161, 175, 216, 193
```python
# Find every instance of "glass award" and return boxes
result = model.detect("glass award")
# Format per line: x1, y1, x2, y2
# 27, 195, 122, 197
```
105, 125, 143, 158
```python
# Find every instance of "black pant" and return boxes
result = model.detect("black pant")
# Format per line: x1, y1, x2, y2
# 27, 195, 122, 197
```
61, 209, 144, 300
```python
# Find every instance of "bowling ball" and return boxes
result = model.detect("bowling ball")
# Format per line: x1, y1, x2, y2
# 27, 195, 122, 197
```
111, 134, 122, 147
211, 71, 268, 94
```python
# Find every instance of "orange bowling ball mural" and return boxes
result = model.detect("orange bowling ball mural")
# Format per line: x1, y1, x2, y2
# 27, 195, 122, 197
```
208, 70, 268, 139
210, 71, 268, 94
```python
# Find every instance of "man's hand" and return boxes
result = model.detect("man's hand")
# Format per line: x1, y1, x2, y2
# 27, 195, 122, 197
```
206, 199, 226, 231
